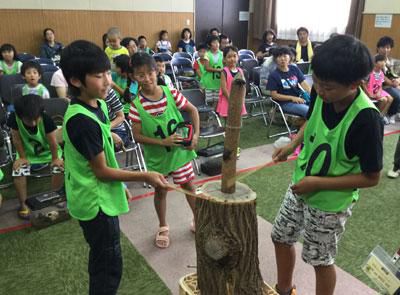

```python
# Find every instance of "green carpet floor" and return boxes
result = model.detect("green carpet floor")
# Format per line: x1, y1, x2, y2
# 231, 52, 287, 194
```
242, 133, 400, 290
0, 220, 170, 295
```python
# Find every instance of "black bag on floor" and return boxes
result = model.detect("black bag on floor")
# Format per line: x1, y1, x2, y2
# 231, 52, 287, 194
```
200, 158, 222, 176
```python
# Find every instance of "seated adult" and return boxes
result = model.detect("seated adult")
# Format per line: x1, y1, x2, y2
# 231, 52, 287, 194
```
266, 46, 311, 118
376, 36, 400, 122
40, 28, 63, 64
50, 68, 68, 98
294, 27, 313, 62
177, 28, 196, 55
121, 37, 138, 57
256, 29, 277, 62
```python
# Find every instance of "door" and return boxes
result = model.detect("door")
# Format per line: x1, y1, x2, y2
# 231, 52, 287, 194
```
195, 0, 249, 49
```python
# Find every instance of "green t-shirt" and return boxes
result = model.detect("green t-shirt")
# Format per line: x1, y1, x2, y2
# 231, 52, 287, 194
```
111, 72, 129, 114
133, 86, 196, 175
201, 50, 223, 90
292, 90, 378, 212
0, 168, 3, 181
62, 100, 128, 221
15, 114, 62, 164
0, 60, 22, 75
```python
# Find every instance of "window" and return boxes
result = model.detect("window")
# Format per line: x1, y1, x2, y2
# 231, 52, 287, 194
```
276, 0, 352, 41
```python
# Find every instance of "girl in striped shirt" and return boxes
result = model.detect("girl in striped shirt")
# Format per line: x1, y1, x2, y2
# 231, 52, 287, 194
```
128, 52, 200, 249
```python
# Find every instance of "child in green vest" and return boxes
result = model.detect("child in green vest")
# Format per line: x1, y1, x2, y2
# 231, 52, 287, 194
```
129, 52, 200, 249
60, 40, 166, 295
203, 35, 223, 104
193, 43, 208, 88
271, 35, 383, 295
21, 61, 50, 98
8, 94, 64, 219
0, 43, 22, 76
111, 54, 130, 116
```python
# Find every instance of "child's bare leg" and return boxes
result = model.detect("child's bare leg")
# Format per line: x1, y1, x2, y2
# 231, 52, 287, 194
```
315, 265, 336, 295
51, 173, 64, 190
14, 176, 28, 209
181, 181, 196, 215
124, 188, 133, 201
274, 241, 296, 294
382, 95, 393, 115
154, 187, 168, 227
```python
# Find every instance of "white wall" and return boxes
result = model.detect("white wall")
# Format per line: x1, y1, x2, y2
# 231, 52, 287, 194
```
364, 0, 400, 14
0, 0, 194, 12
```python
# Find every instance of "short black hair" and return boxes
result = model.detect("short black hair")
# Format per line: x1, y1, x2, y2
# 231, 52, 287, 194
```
102, 33, 108, 50
114, 54, 130, 73
153, 56, 163, 63
262, 29, 276, 43
121, 37, 138, 48
0, 43, 18, 59
272, 46, 292, 59
375, 54, 386, 63
138, 35, 147, 41
223, 45, 238, 58
220, 34, 229, 41
14, 94, 44, 120
21, 61, 42, 76
210, 28, 220, 34
181, 28, 192, 39
207, 35, 220, 46
377, 36, 394, 49
130, 52, 157, 73
297, 27, 309, 36
159, 30, 168, 41
197, 43, 207, 51
60, 40, 110, 96
311, 35, 373, 85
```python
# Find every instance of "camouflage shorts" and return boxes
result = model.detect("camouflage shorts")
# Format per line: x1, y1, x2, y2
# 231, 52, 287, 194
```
271, 185, 353, 266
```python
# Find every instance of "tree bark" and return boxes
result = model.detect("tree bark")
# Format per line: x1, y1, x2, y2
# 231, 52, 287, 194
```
196, 181, 264, 295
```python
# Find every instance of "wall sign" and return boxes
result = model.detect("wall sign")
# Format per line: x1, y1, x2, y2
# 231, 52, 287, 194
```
375, 14, 393, 28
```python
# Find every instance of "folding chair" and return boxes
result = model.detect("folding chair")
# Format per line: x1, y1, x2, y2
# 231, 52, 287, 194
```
153, 52, 172, 62
171, 57, 199, 90
42, 97, 69, 126
238, 49, 255, 59
30, 57, 55, 66
239, 54, 254, 63
0, 74, 25, 106
240, 59, 259, 80
16, 53, 35, 62
296, 62, 311, 75
173, 52, 193, 61
40, 64, 59, 73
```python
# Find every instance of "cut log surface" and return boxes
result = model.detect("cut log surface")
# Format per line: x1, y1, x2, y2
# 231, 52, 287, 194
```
195, 181, 265, 295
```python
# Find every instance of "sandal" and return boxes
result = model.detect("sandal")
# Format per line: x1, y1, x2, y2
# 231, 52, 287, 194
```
18, 207, 30, 220
155, 226, 170, 249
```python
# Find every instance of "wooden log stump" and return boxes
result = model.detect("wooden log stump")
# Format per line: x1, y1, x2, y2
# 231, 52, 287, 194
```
195, 181, 264, 295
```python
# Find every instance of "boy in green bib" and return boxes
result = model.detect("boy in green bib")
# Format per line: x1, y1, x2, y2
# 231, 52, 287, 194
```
271, 35, 383, 295
60, 40, 166, 295
203, 35, 223, 104
129, 52, 200, 249
8, 94, 63, 219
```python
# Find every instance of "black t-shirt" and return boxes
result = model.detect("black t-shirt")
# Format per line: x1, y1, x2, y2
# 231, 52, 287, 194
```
306, 88, 383, 173
301, 45, 309, 62
257, 43, 275, 55
7, 112, 57, 134
66, 98, 107, 161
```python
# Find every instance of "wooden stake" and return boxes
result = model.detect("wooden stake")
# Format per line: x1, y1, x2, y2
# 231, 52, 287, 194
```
221, 75, 246, 194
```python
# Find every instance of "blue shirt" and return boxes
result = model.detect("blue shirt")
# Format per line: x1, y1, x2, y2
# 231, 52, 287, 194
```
266, 64, 305, 97
177, 39, 196, 54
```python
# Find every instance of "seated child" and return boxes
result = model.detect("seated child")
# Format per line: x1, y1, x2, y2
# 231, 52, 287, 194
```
121, 37, 138, 57
21, 61, 50, 98
104, 27, 129, 70
193, 43, 208, 88
111, 54, 130, 116
7, 94, 63, 219
363, 54, 393, 124
60, 40, 166, 294
138, 35, 154, 55
154, 56, 174, 89
50, 68, 68, 99
0, 43, 22, 76
155, 30, 172, 54
266, 46, 311, 118
129, 52, 200, 249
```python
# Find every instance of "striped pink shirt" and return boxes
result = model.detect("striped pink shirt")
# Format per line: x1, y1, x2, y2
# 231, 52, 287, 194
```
129, 88, 188, 123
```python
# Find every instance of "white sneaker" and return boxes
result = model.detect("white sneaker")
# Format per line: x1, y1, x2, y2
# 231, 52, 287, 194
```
389, 116, 396, 124
387, 169, 400, 178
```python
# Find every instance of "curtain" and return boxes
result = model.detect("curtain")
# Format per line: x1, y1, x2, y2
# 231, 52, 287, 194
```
345, 0, 365, 38
252, 0, 277, 39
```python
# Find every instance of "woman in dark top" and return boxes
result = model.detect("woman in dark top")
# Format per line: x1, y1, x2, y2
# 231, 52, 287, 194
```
177, 28, 196, 55
40, 28, 63, 64
256, 29, 277, 63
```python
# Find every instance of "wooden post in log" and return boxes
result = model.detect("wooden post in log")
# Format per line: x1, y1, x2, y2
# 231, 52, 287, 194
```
195, 75, 267, 295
